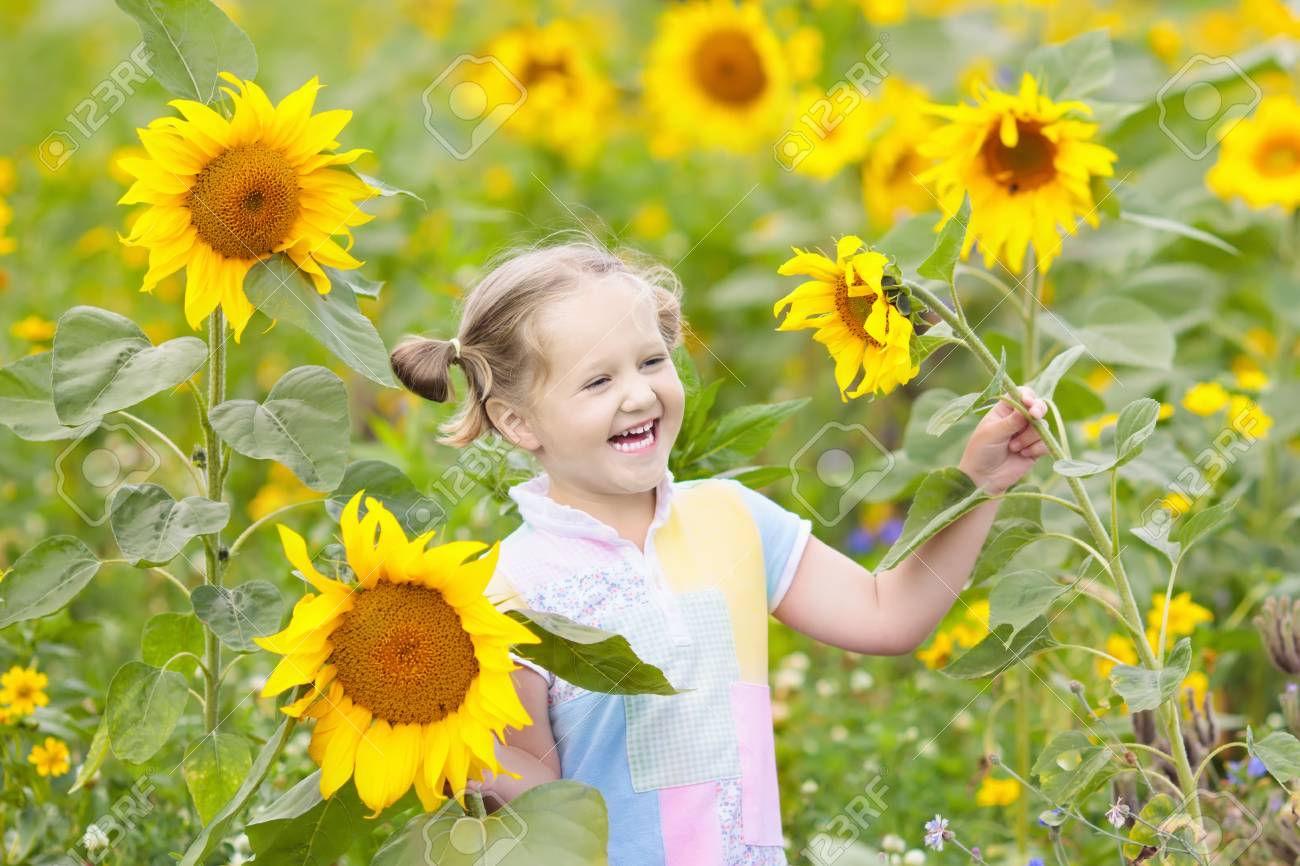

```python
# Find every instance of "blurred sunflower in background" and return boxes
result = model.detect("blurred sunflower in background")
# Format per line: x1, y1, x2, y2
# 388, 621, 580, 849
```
918, 72, 1117, 273
478, 20, 616, 164
255, 491, 539, 816
774, 235, 918, 401
861, 78, 941, 230
117, 73, 377, 343
789, 85, 877, 180
644, 0, 791, 155
1207, 94, 1300, 210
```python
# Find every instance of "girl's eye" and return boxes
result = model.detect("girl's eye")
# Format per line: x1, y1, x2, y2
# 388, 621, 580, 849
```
584, 377, 608, 390
644, 357, 665, 368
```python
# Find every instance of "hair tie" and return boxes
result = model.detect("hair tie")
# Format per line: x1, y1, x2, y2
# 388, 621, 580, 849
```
449, 337, 461, 360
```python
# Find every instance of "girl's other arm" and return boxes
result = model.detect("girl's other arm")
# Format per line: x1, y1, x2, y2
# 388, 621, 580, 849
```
772, 387, 1049, 655
476, 667, 561, 810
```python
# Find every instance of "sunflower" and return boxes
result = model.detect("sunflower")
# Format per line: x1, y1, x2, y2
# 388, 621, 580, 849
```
774, 235, 918, 401
254, 490, 539, 816
917, 73, 1118, 273
790, 85, 877, 180
861, 78, 941, 230
0, 664, 49, 717
28, 736, 71, 777
644, 0, 791, 155
476, 20, 615, 164
118, 73, 377, 343
1207, 94, 1300, 210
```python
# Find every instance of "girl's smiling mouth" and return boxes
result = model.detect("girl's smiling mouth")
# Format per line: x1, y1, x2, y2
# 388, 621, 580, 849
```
608, 418, 659, 454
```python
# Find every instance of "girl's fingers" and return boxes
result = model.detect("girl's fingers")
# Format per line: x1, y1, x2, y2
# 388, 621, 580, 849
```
1011, 429, 1041, 450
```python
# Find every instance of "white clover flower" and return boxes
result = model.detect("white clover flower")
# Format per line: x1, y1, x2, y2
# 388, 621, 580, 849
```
774, 668, 806, 692
801, 779, 819, 795
815, 678, 838, 697
881, 833, 906, 853
783, 652, 811, 671
904, 848, 926, 865
850, 670, 875, 693
831, 725, 849, 743
81, 824, 110, 854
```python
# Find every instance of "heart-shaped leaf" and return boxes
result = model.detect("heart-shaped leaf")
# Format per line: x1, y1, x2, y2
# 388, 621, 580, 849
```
209, 366, 349, 491
246, 772, 366, 864
1248, 727, 1300, 787
106, 661, 189, 763
109, 483, 229, 567
183, 732, 253, 825
326, 459, 443, 536
142, 611, 205, 677
52, 306, 207, 425
943, 617, 1058, 679
0, 352, 100, 441
989, 570, 1069, 638
191, 581, 283, 652
0, 536, 101, 629
1109, 637, 1191, 712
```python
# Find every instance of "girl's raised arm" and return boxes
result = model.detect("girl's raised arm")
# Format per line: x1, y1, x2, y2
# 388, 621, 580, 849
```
477, 668, 562, 810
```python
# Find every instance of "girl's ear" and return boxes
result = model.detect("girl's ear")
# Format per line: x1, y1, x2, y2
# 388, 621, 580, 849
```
486, 397, 541, 452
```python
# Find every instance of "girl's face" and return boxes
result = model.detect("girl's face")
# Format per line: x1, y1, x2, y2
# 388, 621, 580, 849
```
511, 274, 684, 498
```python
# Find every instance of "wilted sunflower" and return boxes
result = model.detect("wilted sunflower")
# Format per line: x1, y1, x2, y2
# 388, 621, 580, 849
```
1207, 94, 1300, 210
774, 236, 918, 401
917, 73, 1117, 273
118, 73, 377, 343
255, 491, 539, 816
644, 0, 791, 155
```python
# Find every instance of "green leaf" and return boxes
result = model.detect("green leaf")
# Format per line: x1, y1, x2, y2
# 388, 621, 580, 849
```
69, 717, 111, 793
988, 570, 1069, 639
1028, 345, 1086, 403
681, 379, 722, 452
1120, 212, 1240, 256
718, 465, 792, 488
1109, 637, 1191, 712
142, 612, 205, 677
109, 483, 230, 567
1089, 175, 1121, 219
943, 617, 1057, 679
180, 713, 298, 866
1114, 398, 1161, 466
1051, 456, 1113, 478
191, 580, 283, 653
113, 0, 257, 105
353, 171, 425, 204
323, 266, 383, 300
1172, 499, 1237, 552
912, 321, 960, 367
1024, 30, 1115, 100
1248, 727, 1300, 787
326, 459, 438, 537
51, 306, 207, 425
671, 345, 701, 395
106, 660, 189, 763
209, 366, 349, 491
372, 780, 609, 866
243, 254, 397, 388
916, 196, 970, 285
1123, 794, 1176, 862
0, 535, 101, 629
506, 609, 681, 696
246, 772, 366, 865
971, 484, 1042, 585
690, 399, 808, 465
183, 732, 254, 825
926, 350, 1005, 437
1039, 297, 1174, 370
0, 352, 100, 441
1032, 730, 1116, 806
878, 467, 991, 571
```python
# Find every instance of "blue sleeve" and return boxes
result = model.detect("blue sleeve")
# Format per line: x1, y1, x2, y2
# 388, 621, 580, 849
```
718, 479, 814, 612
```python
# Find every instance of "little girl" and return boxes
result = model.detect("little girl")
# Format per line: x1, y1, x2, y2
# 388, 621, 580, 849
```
389, 236, 1048, 866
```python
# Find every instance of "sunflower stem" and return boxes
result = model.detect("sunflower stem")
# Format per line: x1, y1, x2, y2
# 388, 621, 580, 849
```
905, 278, 1209, 846
200, 309, 228, 733
1022, 251, 1039, 379
467, 789, 488, 820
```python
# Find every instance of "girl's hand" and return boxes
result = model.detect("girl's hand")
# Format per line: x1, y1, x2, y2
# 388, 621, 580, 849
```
958, 385, 1049, 494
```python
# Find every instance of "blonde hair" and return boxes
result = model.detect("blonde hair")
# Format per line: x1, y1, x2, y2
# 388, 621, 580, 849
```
390, 232, 685, 448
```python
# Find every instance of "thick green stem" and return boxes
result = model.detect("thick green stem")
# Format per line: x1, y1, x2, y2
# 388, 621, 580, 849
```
907, 280, 1208, 835
1023, 253, 1040, 380
1016, 665, 1031, 858
200, 309, 227, 732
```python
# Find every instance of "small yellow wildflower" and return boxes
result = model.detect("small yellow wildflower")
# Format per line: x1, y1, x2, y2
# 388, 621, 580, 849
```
1228, 395, 1273, 439
1084, 366, 1115, 393
917, 630, 955, 669
1244, 327, 1277, 358
1083, 412, 1119, 443
1095, 633, 1139, 679
1182, 382, 1230, 416
1148, 592, 1213, 638
28, 736, 71, 777
0, 665, 49, 717
1231, 357, 1270, 391
9, 314, 56, 342
975, 776, 1022, 806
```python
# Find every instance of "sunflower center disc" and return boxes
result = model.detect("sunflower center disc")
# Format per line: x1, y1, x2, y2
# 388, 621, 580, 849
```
1259, 135, 1300, 177
981, 120, 1058, 194
329, 581, 479, 726
694, 29, 767, 106
187, 144, 301, 259
834, 275, 881, 347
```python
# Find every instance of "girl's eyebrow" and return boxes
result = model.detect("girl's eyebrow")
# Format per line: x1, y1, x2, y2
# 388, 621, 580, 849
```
575, 340, 665, 377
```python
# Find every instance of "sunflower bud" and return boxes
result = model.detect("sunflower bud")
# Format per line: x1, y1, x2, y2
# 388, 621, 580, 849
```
191, 445, 206, 469
1253, 596, 1300, 675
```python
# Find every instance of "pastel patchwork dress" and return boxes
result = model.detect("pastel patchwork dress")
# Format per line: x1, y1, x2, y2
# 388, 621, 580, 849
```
487, 468, 813, 866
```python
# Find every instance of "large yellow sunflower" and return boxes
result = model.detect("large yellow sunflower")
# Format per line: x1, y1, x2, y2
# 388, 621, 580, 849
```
255, 490, 540, 816
644, 0, 791, 155
1207, 94, 1300, 210
774, 236, 917, 401
118, 73, 377, 343
917, 73, 1117, 273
